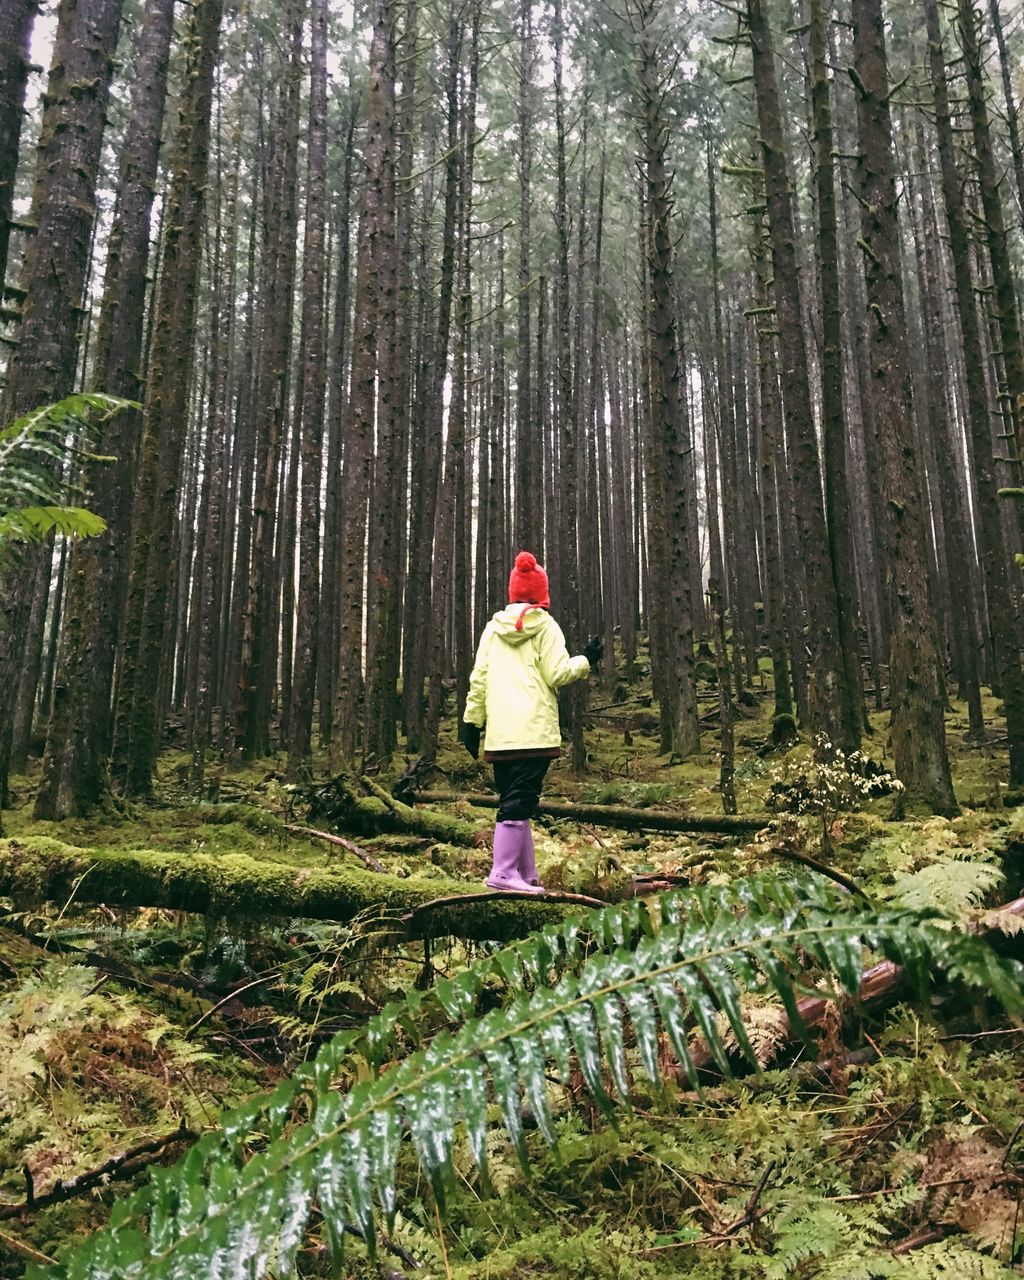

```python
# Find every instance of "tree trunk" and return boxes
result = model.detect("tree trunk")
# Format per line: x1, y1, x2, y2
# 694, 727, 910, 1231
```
958, 0, 1024, 469
747, 0, 850, 752
0, 0, 124, 806
0, 0, 35, 292
34, 0, 176, 820
287, 0, 330, 773
747, 184, 795, 735
335, 0, 397, 761
984, 0, 1024, 237
363, 0, 403, 762
633, 0, 701, 760
235, 15, 302, 760
851, 0, 957, 813
318, 99, 358, 747
808, 0, 864, 751
118, 0, 223, 797
552, 0, 587, 774
925, 0, 1024, 785
514, 0, 537, 554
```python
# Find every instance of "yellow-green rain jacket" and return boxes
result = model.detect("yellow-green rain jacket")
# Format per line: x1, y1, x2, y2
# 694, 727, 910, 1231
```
463, 606, 590, 753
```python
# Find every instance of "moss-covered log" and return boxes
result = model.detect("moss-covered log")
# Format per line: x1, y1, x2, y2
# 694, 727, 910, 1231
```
0, 836, 591, 942
299, 775, 484, 846
410, 791, 771, 836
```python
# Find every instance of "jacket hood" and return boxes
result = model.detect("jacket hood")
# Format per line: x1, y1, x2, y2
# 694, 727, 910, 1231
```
491, 605, 550, 646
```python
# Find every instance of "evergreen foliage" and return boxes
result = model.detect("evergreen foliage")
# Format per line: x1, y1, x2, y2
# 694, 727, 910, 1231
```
35, 873, 1023, 1278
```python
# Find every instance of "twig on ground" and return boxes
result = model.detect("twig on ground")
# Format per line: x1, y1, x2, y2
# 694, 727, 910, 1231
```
583, 822, 609, 849
186, 974, 279, 1039
0, 1124, 196, 1220
892, 1227, 949, 1255
766, 841, 872, 902
286, 824, 388, 873
0, 1227, 56, 1265
726, 1159, 776, 1236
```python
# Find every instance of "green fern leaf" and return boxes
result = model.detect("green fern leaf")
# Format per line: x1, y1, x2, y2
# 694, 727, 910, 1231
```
33, 875, 1024, 1280
0, 392, 135, 561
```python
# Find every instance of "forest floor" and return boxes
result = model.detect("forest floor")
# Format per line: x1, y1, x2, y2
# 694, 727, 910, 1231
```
1, 673, 1023, 1278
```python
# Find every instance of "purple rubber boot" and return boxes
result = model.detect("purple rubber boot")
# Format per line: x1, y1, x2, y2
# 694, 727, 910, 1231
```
520, 822, 544, 890
486, 821, 544, 894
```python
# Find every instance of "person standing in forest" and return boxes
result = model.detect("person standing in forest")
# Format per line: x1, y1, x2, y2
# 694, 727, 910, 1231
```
462, 551, 602, 893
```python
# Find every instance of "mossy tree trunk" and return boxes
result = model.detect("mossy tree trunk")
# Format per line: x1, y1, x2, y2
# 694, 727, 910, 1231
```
0, 0, 35, 294
958, 0, 1024, 470
287, 0, 329, 775
746, 0, 853, 754
234, 9, 301, 761
746, 172, 794, 733
421, 6, 468, 763
34, 0, 176, 820
632, 0, 701, 761
335, 0, 396, 762
513, 0, 538, 555
115, 0, 224, 798
552, 0, 587, 774
0, 0, 124, 807
317, 99, 358, 749
808, 0, 865, 751
851, 0, 957, 814
363, 0, 404, 757
924, 0, 1024, 786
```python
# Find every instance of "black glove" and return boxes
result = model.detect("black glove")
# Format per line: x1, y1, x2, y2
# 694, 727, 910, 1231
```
460, 722, 481, 759
583, 635, 604, 666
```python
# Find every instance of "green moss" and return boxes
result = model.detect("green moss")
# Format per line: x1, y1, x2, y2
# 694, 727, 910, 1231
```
0, 835, 602, 944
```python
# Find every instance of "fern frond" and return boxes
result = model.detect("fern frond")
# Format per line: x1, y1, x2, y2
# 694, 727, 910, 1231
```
0, 393, 135, 560
0, 505, 108, 543
889, 860, 1004, 916
35, 875, 1024, 1280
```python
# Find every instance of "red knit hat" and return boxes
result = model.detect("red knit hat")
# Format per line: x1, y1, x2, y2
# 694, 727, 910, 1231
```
508, 550, 550, 609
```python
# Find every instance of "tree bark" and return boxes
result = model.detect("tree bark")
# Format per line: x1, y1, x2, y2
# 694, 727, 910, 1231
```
117, 0, 224, 797
0, 0, 35, 293
288, 0, 330, 772
0, 0, 124, 804
34, 0, 176, 819
851, 0, 957, 813
747, 0, 850, 753
925, 0, 1024, 785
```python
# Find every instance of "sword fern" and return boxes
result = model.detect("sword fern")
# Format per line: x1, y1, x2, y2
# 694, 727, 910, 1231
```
36, 874, 1023, 1280
0, 393, 136, 559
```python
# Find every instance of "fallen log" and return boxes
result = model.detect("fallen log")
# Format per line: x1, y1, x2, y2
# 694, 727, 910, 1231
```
0, 835, 614, 943
409, 790, 771, 836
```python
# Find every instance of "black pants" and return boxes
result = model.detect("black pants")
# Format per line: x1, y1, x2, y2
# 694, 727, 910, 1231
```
492, 758, 551, 822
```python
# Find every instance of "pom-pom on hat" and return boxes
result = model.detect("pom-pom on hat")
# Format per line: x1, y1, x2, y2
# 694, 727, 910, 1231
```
508, 550, 550, 610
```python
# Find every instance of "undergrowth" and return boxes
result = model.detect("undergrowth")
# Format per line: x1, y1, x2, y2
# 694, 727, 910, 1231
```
0, 684, 1021, 1276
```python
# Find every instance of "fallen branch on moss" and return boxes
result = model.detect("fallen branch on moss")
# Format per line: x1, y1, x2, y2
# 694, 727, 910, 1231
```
297, 774, 484, 846
0, 836, 617, 943
285, 824, 387, 873
0, 1124, 196, 1221
408, 790, 771, 836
